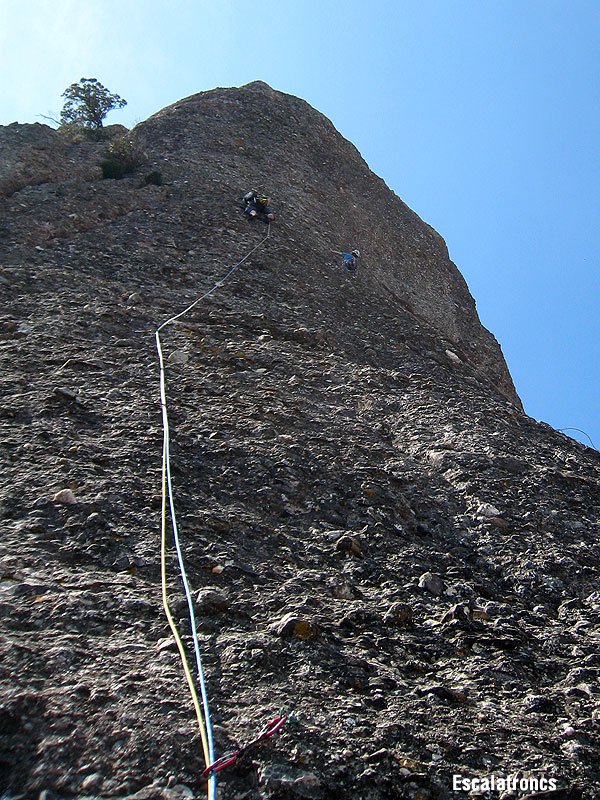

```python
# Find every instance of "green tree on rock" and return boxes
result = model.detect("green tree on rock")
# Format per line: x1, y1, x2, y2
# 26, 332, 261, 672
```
60, 78, 126, 130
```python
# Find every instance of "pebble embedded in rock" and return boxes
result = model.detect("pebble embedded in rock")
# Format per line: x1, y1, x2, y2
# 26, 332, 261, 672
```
270, 612, 318, 639
53, 386, 79, 403
476, 502, 502, 518
195, 588, 229, 612
445, 349, 461, 363
384, 602, 413, 626
331, 581, 356, 600
418, 571, 445, 596
334, 535, 363, 557
52, 488, 77, 504
439, 603, 470, 625
168, 350, 189, 365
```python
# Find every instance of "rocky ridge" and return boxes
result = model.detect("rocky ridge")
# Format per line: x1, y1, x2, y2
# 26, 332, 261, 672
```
0, 82, 598, 800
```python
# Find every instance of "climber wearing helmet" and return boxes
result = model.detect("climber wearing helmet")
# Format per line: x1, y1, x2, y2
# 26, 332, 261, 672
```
331, 248, 360, 272
242, 190, 275, 223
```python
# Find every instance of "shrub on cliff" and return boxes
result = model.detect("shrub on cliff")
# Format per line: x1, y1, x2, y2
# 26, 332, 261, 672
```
100, 135, 143, 179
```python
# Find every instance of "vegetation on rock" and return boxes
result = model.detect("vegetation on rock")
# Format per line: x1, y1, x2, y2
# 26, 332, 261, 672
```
100, 134, 144, 179
60, 77, 126, 137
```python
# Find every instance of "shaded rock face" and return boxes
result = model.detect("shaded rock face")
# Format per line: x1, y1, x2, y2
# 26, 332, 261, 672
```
0, 82, 599, 800
0, 123, 127, 198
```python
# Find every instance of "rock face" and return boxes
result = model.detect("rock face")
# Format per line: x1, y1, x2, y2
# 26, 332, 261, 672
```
134, 81, 519, 406
1, 82, 598, 800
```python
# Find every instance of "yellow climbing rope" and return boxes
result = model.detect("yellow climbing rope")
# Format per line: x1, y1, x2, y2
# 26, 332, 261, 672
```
156, 223, 271, 800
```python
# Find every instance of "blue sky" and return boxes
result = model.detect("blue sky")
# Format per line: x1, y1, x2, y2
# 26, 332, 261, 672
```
2, 0, 598, 449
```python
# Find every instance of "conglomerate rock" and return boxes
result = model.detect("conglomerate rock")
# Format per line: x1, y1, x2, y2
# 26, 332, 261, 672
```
0, 82, 598, 800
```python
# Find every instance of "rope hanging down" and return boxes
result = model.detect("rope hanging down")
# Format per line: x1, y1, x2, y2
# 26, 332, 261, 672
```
155, 224, 271, 800
557, 427, 597, 450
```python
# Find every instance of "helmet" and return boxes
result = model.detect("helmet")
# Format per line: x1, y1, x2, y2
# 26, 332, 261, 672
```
351, 249, 360, 257
258, 195, 270, 205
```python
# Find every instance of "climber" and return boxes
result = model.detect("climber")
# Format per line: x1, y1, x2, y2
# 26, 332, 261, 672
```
331, 248, 360, 272
242, 191, 275, 223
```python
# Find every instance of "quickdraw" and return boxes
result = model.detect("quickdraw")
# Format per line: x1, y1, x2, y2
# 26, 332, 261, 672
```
201, 713, 288, 779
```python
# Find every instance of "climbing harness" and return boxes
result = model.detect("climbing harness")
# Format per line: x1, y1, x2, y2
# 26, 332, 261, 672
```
155, 224, 271, 800
201, 712, 288, 778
